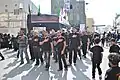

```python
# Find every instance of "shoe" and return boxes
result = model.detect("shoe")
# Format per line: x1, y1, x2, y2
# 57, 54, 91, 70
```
27, 61, 30, 64
1, 57, 5, 60
0, 58, 5, 61
99, 75, 102, 80
74, 63, 76, 66
32, 59, 35, 62
20, 62, 24, 65
64, 68, 68, 71
80, 57, 82, 60
45, 68, 49, 71
57, 69, 63, 71
35, 63, 39, 66
68, 63, 72, 66
84, 56, 86, 58
54, 61, 58, 63
92, 78, 95, 80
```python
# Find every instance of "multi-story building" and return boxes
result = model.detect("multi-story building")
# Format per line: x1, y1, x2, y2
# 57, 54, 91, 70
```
0, 0, 38, 35
115, 15, 120, 33
86, 18, 94, 33
51, 0, 86, 27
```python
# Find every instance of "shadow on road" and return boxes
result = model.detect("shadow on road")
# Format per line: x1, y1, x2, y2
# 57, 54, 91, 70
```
4, 58, 20, 69
2, 64, 32, 80
71, 60, 90, 80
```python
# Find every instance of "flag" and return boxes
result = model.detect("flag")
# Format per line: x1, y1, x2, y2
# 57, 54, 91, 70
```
57, 7, 60, 16
58, 7, 69, 23
63, 9, 68, 21
38, 5, 40, 16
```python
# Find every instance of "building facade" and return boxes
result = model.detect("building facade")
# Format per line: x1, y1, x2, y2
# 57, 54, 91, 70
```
86, 18, 94, 33
115, 16, 120, 33
0, 0, 38, 35
51, 0, 86, 27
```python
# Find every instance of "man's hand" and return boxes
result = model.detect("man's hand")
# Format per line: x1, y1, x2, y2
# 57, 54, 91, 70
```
61, 50, 64, 55
44, 38, 49, 42
78, 46, 81, 50
57, 39, 63, 43
39, 42, 43, 45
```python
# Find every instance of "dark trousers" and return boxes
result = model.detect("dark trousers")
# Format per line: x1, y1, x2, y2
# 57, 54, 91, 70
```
17, 50, 19, 58
69, 48, 77, 64
44, 51, 51, 68
58, 50, 67, 70
64, 47, 69, 58
82, 44, 87, 57
0, 52, 4, 59
77, 49, 81, 58
92, 62, 102, 78
53, 47, 58, 62
33, 46, 43, 64
29, 45, 35, 60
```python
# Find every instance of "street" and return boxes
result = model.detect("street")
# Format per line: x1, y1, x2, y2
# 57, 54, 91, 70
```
0, 47, 110, 80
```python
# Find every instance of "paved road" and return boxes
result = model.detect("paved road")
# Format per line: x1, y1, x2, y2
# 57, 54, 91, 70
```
0, 47, 110, 80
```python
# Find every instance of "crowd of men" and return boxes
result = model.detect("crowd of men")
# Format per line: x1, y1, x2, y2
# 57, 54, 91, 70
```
0, 28, 120, 80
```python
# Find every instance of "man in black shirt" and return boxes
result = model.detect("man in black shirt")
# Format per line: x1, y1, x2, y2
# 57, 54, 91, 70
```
90, 38, 103, 80
40, 31, 54, 71
32, 31, 43, 66
69, 28, 81, 65
28, 30, 35, 61
56, 30, 68, 71
105, 53, 120, 80
109, 38, 120, 54
81, 31, 89, 58
62, 31, 69, 58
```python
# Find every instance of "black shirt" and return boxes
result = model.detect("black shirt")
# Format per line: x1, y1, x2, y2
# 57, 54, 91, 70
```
28, 34, 33, 45
90, 45, 103, 63
62, 33, 69, 45
41, 37, 52, 51
109, 44, 120, 54
81, 34, 88, 44
69, 33, 80, 48
32, 36, 40, 47
105, 66, 120, 80
56, 36, 65, 51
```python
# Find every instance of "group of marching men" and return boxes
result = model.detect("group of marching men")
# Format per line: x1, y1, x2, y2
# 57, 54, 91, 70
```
18, 28, 90, 71
0, 28, 120, 80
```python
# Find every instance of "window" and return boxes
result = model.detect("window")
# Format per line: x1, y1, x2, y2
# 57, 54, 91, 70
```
5, 9, 8, 12
15, 4, 17, 7
14, 9, 19, 15
5, 5, 8, 7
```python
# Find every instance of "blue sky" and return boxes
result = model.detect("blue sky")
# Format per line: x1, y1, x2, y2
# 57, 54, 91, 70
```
31, 0, 120, 25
